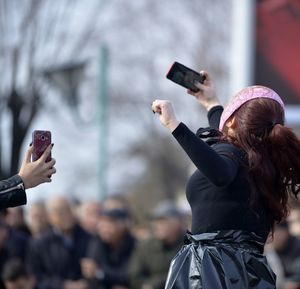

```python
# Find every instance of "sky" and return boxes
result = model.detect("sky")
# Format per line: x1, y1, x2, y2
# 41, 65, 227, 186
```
0, 0, 233, 203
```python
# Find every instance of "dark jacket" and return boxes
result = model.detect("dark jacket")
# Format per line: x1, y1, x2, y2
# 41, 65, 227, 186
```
0, 175, 26, 209
0, 226, 29, 289
129, 236, 183, 289
27, 225, 91, 289
86, 233, 136, 289
276, 235, 300, 286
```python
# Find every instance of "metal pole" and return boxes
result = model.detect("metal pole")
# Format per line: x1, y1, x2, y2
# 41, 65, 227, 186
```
98, 45, 108, 200
229, 0, 255, 96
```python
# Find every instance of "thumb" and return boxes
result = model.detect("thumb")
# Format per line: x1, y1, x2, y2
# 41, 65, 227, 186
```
24, 146, 33, 164
199, 70, 212, 86
193, 80, 207, 91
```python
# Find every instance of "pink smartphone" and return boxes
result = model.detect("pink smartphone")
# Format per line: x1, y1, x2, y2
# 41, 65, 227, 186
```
32, 130, 52, 162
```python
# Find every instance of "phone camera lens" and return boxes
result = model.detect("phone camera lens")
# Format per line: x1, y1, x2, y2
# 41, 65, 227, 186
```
41, 135, 46, 141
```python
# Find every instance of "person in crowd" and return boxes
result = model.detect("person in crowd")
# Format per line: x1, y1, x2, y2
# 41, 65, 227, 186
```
6, 207, 31, 236
151, 71, 300, 288
81, 208, 135, 289
27, 196, 91, 289
102, 195, 130, 211
26, 202, 50, 239
78, 202, 102, 236
0, 144, 55, 209
129, 200, 185, 289
265, 222, 300, 289
2, 259, 36, 289
0, 212, 29, 289
287, 205, 300, 239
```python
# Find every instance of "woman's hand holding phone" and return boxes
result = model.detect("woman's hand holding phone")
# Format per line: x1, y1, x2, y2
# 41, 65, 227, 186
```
187, 71, 221, 111
18, 144, 56, 189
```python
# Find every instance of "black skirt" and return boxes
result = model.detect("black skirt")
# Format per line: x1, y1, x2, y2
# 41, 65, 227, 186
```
165, 230, 276, 289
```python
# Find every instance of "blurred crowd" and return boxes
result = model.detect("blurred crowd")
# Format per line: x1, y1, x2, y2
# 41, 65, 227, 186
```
265, 205, 300, 289
1, 194, 300, 289
0, 196, 187, 289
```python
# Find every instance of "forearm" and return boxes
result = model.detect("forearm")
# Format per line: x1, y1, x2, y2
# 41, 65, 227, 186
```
207, 105, 223, 129
172, 123, 238, 186
0, 175, 26, 209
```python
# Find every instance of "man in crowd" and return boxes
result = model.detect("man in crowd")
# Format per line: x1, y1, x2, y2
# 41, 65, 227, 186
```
265, 221, 300, 289
6, 207, 31, 236
27, 196, 91, 289
81, 208, 135, 289
0, 211, 29, 289
129, 200, 185, 289
26, 202, 50, 239
287, 205, 300, 239
78, 202, 102, 236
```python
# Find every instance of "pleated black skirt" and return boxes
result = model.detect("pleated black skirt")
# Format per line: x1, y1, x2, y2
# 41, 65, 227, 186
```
165, 230, 276, 289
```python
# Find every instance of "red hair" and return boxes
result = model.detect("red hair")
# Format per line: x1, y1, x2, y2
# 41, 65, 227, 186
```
223, 98, 300, 228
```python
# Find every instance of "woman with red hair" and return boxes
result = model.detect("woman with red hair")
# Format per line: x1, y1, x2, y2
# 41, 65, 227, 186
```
152, 71, 300, 289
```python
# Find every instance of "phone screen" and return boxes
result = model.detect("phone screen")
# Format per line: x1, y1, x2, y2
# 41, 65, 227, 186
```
166, 62, 205, 92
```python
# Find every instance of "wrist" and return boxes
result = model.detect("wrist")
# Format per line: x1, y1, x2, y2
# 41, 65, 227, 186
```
17, 174, 27, 190
205, 102, 221, 112
166, 120, 180, 132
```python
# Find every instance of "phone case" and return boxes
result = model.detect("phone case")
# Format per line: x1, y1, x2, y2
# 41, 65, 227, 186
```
166, 62, 205, 92
32, 130, 52, 162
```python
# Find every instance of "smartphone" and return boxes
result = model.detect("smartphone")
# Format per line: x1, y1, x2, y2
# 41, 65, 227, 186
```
166, 62, 205, 92
32, 130, 52, 162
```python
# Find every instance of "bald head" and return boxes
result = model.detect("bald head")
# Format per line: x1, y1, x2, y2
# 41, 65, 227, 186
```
78, 202, 101, 235
27, 202, 49, 237
47, 196, 75, 232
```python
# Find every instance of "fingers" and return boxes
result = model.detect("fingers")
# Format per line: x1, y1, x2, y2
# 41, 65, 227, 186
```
48, 167, 56, 175
200, 70, 212, 85
24, 146, 33, 164
45, 158, 56, 168
151, 100, 163, 114
193, 81, 207, 91
39, 177, 52, 184
45, 177, 52, 183
39, 144, 53, 162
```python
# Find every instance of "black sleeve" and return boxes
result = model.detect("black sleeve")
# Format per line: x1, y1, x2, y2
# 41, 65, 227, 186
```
0, 175, 27, 209
172, 123, 240, 187
207, 105, 223, 129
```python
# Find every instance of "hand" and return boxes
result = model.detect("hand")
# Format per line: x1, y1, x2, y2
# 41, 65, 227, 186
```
18, 144, 56, 189
151, 100, 180, 132
63, 280, 88, 289
187, 71, 220, 111
80, 258, 98, 279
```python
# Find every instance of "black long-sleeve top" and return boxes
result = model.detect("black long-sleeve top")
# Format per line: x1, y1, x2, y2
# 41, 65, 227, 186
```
0, 175, 26, 209
172, 106, 271, 241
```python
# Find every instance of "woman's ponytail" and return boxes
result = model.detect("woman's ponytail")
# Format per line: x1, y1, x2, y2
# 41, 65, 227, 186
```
268, 123, 300, 202
224, 98, 300, 228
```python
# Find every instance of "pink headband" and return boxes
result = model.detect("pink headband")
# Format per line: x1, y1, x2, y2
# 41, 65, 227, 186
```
219, 85, 285, 131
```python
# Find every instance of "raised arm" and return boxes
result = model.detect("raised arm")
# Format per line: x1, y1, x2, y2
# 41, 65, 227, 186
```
207, 105, 223, 129
0, 145, 56, 209
172, 122, 239, 186
151, 100, 239, 187
152, 70, 238, 186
